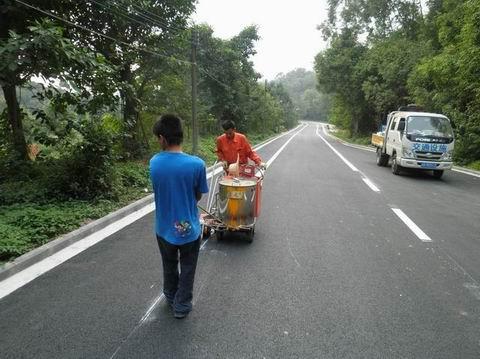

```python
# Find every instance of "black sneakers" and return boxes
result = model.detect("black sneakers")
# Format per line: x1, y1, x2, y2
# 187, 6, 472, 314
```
174, 311, 189, 319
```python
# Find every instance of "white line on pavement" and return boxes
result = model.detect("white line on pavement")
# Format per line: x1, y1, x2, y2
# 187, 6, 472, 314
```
0, 203, 155, 300
391, 208, 432, 242
362, 177, 380, 192
452, 168, 480, 178
266, 124, 308, 168
316, 124, 383, 193
255, 125, 301, 151
315, 124, 359, 172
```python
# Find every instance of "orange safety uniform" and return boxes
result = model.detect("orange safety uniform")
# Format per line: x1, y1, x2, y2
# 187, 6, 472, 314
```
216, 132, 262, 165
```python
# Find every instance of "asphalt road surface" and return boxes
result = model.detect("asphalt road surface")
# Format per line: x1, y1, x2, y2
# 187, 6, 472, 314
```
1, 122, 480, 358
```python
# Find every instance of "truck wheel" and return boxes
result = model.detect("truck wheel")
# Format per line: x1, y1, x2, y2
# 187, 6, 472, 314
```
245, 227, 255, 243
433, 170, 444, 179
391, 154, 401, 175
216, 230, 224, 241
376, 148, 389, 167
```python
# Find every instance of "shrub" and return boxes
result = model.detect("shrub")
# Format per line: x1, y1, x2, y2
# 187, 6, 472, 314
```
116, 161, 150, 188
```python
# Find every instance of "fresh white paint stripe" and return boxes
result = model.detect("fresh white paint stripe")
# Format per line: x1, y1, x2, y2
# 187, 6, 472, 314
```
452, 168, 480, 178
362, 177, 380, 192
321, 125, 376, 153
315, 125, 359, 172
0, 203, 155, 300
266, 124, 308, 167
391, 208, 432, 242
140, 294, 164, 323
254, 125, 301, 151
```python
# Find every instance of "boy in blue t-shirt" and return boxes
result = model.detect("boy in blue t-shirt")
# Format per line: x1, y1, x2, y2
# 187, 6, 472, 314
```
150, 114, 209, 319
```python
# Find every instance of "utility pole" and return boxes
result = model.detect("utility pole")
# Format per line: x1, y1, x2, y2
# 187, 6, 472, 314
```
191, 30, 199, 155
264, 79, 267, 131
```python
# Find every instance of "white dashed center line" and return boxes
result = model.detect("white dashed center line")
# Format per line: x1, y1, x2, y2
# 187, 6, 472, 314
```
391, 208, 432, 242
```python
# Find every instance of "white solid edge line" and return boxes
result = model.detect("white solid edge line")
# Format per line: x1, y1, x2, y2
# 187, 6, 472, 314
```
322, 125, 376, 153
316, 125, 359, 172
452, 168, 480, 178
255, 124, 301, 151
266, 124, 308, 167
0, 203, 155, 300
362, 177, 380, 192
391, 208, 432, 242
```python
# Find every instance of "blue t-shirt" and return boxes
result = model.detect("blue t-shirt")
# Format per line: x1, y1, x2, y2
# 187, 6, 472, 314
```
149, 152, 209, 245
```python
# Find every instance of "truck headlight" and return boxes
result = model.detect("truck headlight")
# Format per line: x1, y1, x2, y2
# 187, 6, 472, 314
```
402, 146, 415, 158
440, 150, 453, 161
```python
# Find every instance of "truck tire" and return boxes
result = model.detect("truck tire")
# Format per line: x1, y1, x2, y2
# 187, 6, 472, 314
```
245, 226, 255, 243
433, 170, 444, 179
391, 154, 402, 175
376, 148, 389, 167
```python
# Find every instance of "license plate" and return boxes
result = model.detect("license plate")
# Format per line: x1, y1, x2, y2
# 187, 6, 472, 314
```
420, 162, 437, 169
228, 191, 244, 199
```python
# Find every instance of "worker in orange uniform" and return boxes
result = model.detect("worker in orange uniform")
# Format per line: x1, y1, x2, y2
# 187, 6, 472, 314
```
216, 119, 266, 171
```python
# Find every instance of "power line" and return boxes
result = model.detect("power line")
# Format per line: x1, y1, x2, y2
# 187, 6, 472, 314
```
85, 0, 155, 30
14, 0, 268, 106
198, 67, 264, 103
93, 0, 191, 56
128, 1, 188, 33
14, 0, 192, 66
90, 0, 186, 35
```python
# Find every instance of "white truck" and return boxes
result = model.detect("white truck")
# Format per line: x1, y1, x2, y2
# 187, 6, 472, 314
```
372, 106, 455, 178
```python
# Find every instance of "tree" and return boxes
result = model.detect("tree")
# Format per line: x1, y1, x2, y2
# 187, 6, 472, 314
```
0, 0, 108, 161
314, 30, 372, 133
356, 35, 430, 123
408, 0, 480, 163
195, 24, 262, 130
273, 69, 330, 122
66, 0, 196, 157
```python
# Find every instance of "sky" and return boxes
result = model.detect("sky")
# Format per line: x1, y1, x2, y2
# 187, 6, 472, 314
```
192, 0, 329, 80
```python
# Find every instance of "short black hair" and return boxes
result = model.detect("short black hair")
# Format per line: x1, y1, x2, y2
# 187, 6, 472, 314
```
222, 119, 236, 131
152, 114, 183, 146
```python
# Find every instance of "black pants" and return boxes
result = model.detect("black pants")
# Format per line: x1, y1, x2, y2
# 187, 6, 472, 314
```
156, 235, 200, 313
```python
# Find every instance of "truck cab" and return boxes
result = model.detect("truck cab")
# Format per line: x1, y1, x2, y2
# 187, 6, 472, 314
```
375, 108, 455, 178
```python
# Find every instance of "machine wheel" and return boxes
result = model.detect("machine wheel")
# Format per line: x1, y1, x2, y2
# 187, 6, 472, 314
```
376, 148, 389, 167
391, 153, 402, 175
216, 230, 224, 241
433, 170, 444, 179
245, 226, 255, 243
201, 225, 211, 240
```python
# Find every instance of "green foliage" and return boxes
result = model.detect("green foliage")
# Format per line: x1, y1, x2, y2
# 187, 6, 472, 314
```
0, 159, 151, 261
116, 161, 150, 189
466, 161, 480, 171
315, 30, 373, 134
357, 36, 431, 115
0, 201, 118, 261
407, 0, 480, 163
264, 69, 325, 123
332, 128, 371, 146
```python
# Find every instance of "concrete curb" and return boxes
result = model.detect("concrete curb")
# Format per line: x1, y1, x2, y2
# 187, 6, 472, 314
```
0, 194, 154, 282
0, 127, 298, 282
